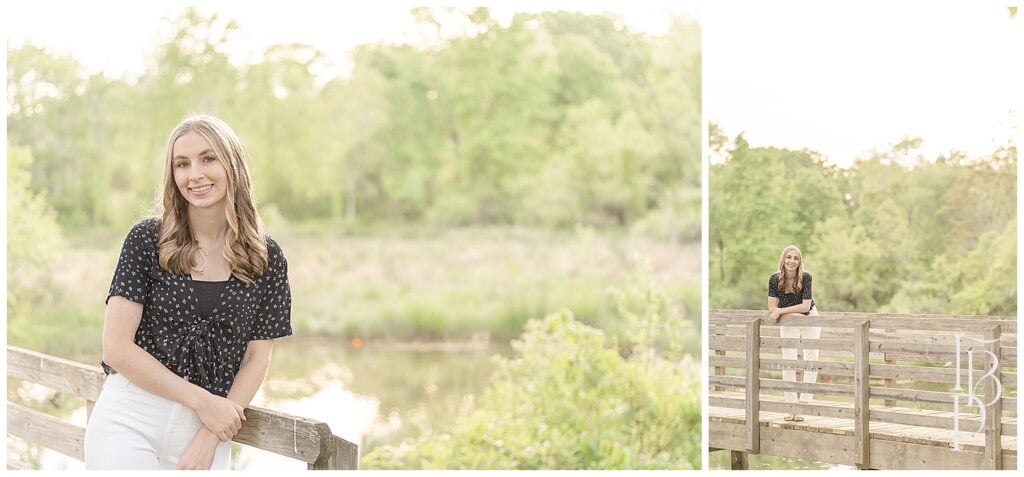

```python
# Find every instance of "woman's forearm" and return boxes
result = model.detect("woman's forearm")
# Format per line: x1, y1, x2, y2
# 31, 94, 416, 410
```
188, 344, 272, 447
104, 343, 209, 411
777, 302, 811, 315
225, 347, 273, 409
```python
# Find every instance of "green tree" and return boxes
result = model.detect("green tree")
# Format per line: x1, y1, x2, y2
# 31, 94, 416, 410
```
7, 145, 65, 324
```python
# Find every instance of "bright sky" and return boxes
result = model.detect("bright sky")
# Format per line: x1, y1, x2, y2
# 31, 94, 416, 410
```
2, 0, 698, 84
705, 0, 1022, 168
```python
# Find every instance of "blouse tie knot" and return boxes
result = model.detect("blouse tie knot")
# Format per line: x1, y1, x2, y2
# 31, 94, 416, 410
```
178, 318, 232, 389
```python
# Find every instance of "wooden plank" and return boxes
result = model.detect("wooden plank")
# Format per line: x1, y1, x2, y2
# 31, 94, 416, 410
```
870, 385, 976, 406
7, 402, 85, 461
745, 318, 760, 453
743, 422, 858, 465
868, 349, 1015, 368
710, 375, 856, 396
869, 435, 1017, 470
870, 364, 1017, 389
710, 336, 852, 352
709, 310, 1017, 333
709, 393, 854, 419
709, 375, 746, 388
234, 406, 338, 464
710, 355, 854, 373
868, 408, 1017, 435
812, 328, 1017, 348
985, 325, 1002, 470
710, 410, 1019, 470
712, 341, 1015, 368
708, 418, 747, 451
759, 378, 854, 396
854, 320, 870, 469
6, 346, 105, 401
710, 321, 1018, 341
708, 339, 1016, 369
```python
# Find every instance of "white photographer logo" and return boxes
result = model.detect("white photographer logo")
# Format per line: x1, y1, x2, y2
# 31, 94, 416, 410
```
951, 334, 1002, 451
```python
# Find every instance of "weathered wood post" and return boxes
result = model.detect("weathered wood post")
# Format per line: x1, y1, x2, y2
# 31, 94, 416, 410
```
730, 449, 749, 470
854, 320, 870, 469
984, 325, 1002, 470
745, 317, 761, 454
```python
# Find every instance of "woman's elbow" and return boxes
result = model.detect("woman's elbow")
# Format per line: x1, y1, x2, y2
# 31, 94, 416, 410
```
102, 336, 133, 370
101, 342, 122, 369
241, 343, 274, 369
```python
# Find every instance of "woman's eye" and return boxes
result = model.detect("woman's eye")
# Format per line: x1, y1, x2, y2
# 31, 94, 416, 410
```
176, 162, 189, 168
203, 156, 216, 162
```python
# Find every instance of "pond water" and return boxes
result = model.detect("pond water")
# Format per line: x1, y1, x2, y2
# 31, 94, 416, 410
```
10, 339, 506, 470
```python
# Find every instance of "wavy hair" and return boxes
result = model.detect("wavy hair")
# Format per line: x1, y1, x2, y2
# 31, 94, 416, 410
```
157, 115, 267, 285
775, 244, 805, 294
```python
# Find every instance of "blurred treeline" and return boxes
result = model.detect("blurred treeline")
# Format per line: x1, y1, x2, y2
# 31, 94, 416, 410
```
7, 7, 700, 236
710, 127, 1016, 315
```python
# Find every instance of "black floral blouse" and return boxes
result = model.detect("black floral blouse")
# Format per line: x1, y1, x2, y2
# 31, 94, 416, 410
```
103, 217, 292, 397
767, 271, 815, 315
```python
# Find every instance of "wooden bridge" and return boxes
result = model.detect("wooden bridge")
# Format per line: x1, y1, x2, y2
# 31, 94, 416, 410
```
6, 346, 358, 470
709, 310, 1017, 470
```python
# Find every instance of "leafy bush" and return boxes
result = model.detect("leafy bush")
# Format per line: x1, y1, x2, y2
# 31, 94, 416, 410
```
362, 279, 699, 469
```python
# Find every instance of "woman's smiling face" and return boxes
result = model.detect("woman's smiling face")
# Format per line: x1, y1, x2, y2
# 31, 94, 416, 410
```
172, 131, 229, 211
783, 250, 801, 272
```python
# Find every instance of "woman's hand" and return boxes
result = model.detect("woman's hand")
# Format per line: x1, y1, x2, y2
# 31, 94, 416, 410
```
194, 394, 246, 442
768, 309, 782, 324
178, 427, 221, 470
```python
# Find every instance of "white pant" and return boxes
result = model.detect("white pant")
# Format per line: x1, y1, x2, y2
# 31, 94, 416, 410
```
779, 307, 821, 403
84, 373, 231, 469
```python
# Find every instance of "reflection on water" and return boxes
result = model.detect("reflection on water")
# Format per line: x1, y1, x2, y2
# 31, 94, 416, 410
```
237, 338, 505, 468
10, 338, 504, 470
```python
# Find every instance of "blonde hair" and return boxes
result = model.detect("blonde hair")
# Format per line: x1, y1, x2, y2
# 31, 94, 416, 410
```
776, 244, 804, 294
157, 115, 267, 285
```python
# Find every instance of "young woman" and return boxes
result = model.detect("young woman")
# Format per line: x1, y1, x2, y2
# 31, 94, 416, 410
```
767, 244, 819, 423
84, 115, 292, 469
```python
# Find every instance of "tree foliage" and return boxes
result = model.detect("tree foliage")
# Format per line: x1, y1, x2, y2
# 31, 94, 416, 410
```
7, 145, 65, 321
7, 8, 700, 236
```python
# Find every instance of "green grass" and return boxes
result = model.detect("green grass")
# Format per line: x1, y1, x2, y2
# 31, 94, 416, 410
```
9, 224, 700, 356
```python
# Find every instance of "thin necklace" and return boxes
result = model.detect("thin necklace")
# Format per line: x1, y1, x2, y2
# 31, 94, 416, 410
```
196, 242, 224, 276
198, 243, 224, 258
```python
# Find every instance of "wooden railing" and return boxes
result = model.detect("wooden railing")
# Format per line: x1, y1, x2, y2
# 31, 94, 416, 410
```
6, 346, 358, 470
709, 310, 1017, 470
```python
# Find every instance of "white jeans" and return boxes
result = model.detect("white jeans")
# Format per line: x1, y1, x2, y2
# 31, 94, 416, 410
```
84, 373, 231, 470
779, 307, 821, 403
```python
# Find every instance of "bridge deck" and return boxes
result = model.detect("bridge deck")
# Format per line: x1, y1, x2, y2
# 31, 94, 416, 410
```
709, 391, 1017, 469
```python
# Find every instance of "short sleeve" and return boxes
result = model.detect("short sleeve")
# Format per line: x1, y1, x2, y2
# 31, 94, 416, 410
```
106, 218, 158, 305
802, 273, 813, 300
250, 238, 293, 340
767, 274, 779, 298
